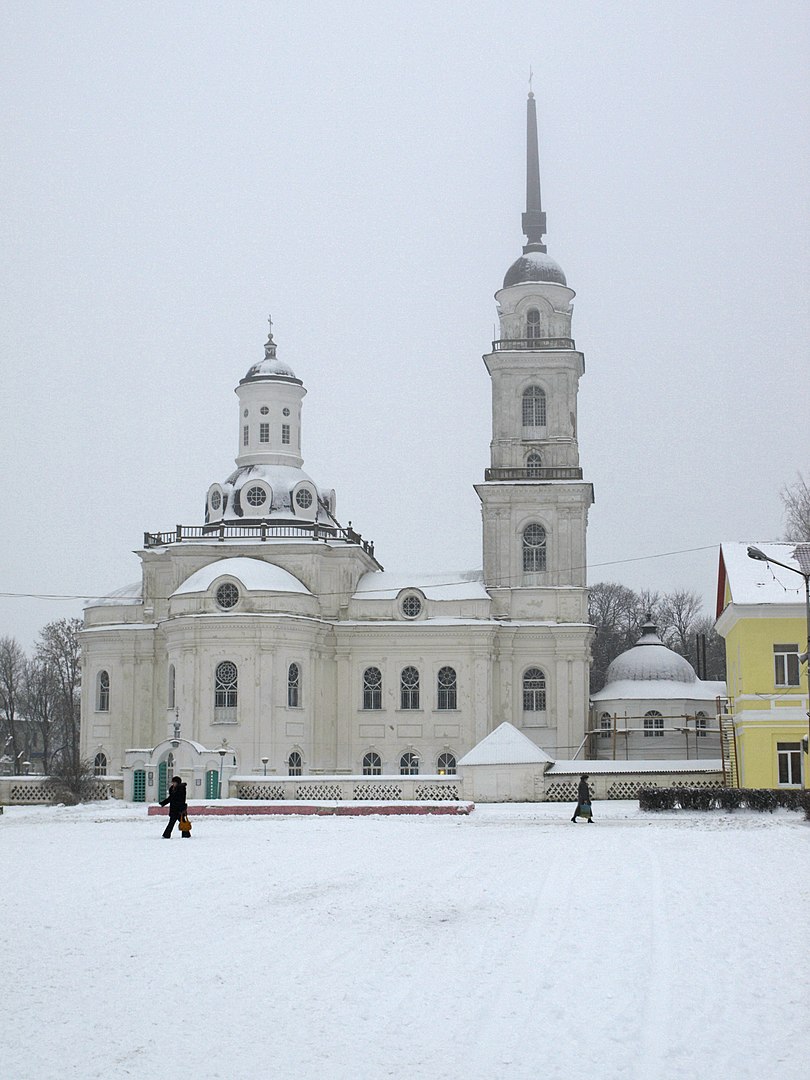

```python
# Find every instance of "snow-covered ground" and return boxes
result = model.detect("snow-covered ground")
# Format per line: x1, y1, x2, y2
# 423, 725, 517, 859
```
1, 801, 807, 1080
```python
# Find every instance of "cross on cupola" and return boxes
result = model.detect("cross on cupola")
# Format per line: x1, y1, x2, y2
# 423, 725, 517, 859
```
264, 314, 277, 360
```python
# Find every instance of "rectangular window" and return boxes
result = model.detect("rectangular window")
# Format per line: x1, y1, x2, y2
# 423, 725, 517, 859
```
259, 422, 270, 443
243, 425, 249, 447
774, 644, 800, 687
281, 424, 290, 445
777, 742, 802, 785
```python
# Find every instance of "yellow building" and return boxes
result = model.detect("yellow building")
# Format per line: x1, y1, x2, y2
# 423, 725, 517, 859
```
715, 542, 810, 788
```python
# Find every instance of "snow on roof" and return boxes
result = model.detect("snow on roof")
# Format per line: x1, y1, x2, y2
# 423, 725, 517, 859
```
548, 759, 723, 775
353, 569, 488, 601
85, 582, 142, 608
719, 542, 809, 608
591, 678, 726, 702
173, 557, 311, 597
458, 722, 553, 766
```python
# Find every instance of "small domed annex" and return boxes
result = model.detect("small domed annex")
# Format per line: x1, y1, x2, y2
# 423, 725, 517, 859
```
604, 618, 697, 685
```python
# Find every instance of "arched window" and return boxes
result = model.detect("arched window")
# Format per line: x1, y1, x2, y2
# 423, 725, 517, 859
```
600, 713, 612, 739
696, 711, 708, 737
96, 671, 110, 712
214, 661, 238, 710
526, 451, 543, 478
168, 664, 176, 710
437, 752, 456, 775
93, 752, 107, 777
400, 751, 419, 775
522, 523, 547, 572
363, 751, 382, 776
644, 710, 664, 737
526, 307, 542, 340
523, 668, 546, 711
522, 385, 546, 427
400, 666, 420, 710
437, 666, 457, 710
288, 663, 300, 708
363, 667, 382, 710
288, 750, 302, 776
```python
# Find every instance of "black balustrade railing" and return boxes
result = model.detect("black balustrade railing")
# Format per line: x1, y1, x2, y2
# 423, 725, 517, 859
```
491, 337, 575, 351
143, 522, 376, 559
484, 467, 583, 481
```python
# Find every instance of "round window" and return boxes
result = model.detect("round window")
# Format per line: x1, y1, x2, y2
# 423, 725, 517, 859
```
401, 595, 422, 618
260, 406, 269, 415
210, 491, 222, 511
283, 407, 290, 417
246, 486, 266, 507
216, 582, 240, 609
295, 489, 313, 509
243, 409, 249, 417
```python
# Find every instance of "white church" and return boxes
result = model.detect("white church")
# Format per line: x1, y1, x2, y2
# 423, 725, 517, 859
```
79, 92, 601, 801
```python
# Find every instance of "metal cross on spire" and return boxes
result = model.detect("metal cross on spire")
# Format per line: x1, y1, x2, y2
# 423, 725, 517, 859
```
522, 82, 547, 252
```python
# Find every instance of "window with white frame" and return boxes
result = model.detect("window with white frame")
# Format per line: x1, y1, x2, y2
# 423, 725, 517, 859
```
282, 424, 290, 445
243, 425, 249, 446
288, 750, 303, 776
93, 752, 107, 777
522, 523, 547, 572
362, 751, 382, 776
522, 385, 546, 427
437, 666, 457, 710
363, 667, 382, 710
259, 422, 270, 443
774, 644, 800, 687
96, 670, 110, 712
526, 451, 542, 477
644, 710, 664, 737
526, 307, 542, 341
695, 711, 708, 737
777, 742, 802, 785
523, 668, 546, 711
400, 751, 419, 775
437, 752, 456, 775
214, 661, 238, 710
600, 712, 612, 739
400, 666, 420, 710
287, 663, 300, 708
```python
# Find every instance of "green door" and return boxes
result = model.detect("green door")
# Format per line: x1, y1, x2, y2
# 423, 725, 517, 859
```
158, 761, 168, 802
205, 769, 219, 799
133, 770, 146, 803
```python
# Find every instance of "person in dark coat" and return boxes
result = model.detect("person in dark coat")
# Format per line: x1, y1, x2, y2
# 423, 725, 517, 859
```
571, 774, 594, 822
160, 775, 188, 838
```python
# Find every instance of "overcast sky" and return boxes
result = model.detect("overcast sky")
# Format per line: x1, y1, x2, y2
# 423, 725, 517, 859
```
2, 0, 809, 649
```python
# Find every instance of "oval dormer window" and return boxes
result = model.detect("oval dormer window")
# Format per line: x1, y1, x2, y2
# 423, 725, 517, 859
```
216, 582, 240, 609
401, 595, 422, 619
295, 489, 313, 510
211, 491, 222, 511
246, 486, 266, 508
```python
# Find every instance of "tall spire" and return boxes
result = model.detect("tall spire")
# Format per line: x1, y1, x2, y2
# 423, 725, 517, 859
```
521, 90, 547, 253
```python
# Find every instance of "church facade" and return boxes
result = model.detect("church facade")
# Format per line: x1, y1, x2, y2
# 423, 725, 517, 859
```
79, 94, 595, 799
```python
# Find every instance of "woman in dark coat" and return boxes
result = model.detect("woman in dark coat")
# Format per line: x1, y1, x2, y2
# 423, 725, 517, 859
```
160, 775, 188, 838
571, 774, 594, 822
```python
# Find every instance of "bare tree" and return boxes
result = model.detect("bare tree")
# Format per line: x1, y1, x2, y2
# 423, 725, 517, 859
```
36, 618, 82, 768
588, 582, 645, 693
691, 615, 727, 681
781, 472, 810, 541
657, 589, 704, 655
0, 636, 27, 771
22, 656, 60, 773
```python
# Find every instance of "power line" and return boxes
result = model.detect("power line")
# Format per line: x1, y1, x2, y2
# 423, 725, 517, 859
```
0, 541, 722, 604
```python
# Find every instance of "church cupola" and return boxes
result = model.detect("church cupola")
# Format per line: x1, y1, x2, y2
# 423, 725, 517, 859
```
205, 318, 336, 527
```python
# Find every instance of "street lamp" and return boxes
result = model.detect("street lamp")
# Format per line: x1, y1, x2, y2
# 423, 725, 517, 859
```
747, 544, 810, 779
261, 756, 269, 777
217, 746, 227, 800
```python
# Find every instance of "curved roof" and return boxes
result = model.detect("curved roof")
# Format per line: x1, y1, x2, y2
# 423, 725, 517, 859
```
603, 619, 697, 686
172, 557, 311, 597
503, 248, 567, 288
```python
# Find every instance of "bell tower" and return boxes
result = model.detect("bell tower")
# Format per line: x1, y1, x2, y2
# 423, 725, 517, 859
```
475, 91, 594, 621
